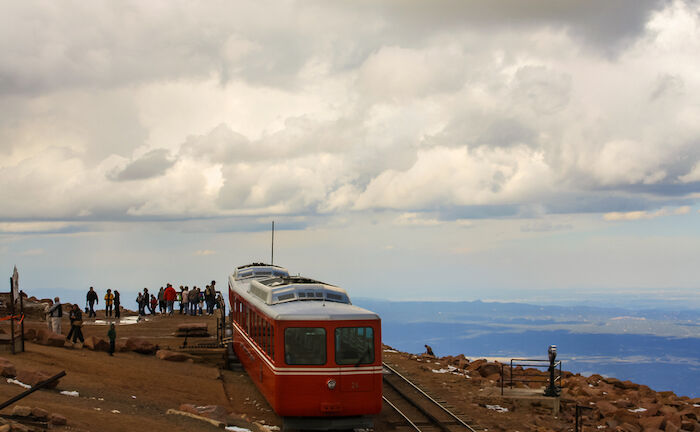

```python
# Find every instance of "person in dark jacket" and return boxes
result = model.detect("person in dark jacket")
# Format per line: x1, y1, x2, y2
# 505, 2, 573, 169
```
69, 304, 85, 345
86, 287, 98, 318
114, 290, 121, 319
107, 323, 116, 356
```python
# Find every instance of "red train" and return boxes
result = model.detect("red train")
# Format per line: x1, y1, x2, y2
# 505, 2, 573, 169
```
228, 263, 382, 430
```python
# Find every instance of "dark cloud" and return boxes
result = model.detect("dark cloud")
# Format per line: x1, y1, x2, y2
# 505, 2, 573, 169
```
342, 0, 665, 55
109, 149, 175, 182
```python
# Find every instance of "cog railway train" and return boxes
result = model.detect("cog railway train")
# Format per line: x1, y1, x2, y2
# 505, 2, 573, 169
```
228, 263, 382, 430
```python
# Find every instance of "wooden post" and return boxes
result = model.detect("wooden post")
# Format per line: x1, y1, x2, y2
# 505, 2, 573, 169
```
9, 277, 15, 355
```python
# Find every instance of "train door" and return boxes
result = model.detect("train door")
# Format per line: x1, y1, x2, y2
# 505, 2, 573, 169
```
335, 324, 376, 392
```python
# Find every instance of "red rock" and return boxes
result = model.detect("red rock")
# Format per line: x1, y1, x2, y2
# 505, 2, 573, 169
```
477, 362, 501, 378
30, 407, 49, 420
11, 406, 31, 417
156, 350, 197, 362
21, 328, 36, 340
680, 420, 695, 431
15, 369, 60, 389
598, 401, 619, 417
466, 359, 487, 371
666, 422, 680, 432
35, 328, 65, 347
49, 413, 67, 425
0, 357, 16, 378
83, 337, 110, 352
125, 338, 156, 355
618, 422, 642, 432
639, 416, 666, 431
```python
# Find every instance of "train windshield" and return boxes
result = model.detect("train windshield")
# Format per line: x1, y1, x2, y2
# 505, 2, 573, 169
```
335, 327, 374, 365
284, 328, 326, 365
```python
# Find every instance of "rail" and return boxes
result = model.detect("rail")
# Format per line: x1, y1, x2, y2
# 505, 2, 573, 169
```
500, 358, 562, 395
383, 362, 479, 432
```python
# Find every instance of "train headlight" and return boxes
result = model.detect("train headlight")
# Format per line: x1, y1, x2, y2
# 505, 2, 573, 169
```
327, 379, 336, 390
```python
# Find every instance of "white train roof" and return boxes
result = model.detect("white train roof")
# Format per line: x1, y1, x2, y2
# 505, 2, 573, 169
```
229, 265, 379, 321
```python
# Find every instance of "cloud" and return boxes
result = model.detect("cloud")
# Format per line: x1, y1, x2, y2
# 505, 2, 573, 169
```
1, 1, 699, 227
603, 206, 691, 221
109, 149, 175, 181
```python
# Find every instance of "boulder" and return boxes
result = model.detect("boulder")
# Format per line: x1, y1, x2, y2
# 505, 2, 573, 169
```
125, 338, 156, 355
35, 328, 65, 347
178, 404, 228, 423
49, 413, 67, 426
84, 337, 110, 352
156, 350, 198, 362
11, 406, 31, 417
639, 416, 666, 431
476, 362, 501, 378
597, 401, 619, 417
15, 369, 61, 389
0, 357, 16, 378
21, 328, 36, 341
175, 323, 209, 337
30, 407, 49, 420
466, 359, 487, 372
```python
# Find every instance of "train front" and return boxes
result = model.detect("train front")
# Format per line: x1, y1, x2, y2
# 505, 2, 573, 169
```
268, 281, 382, 429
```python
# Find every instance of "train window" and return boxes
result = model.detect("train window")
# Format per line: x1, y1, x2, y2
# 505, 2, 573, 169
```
335, 327, 374, 365
284, 328, 326, 365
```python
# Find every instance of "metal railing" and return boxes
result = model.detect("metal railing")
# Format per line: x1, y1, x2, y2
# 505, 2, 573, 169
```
500, 358, 562, 395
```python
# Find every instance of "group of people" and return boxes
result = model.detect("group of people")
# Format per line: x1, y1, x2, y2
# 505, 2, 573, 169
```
46, 296, 114, 353
136, 281, 223, 317
85, 286, 121, 318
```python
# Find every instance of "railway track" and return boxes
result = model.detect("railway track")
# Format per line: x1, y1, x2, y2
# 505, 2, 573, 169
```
382, 362, 481, 432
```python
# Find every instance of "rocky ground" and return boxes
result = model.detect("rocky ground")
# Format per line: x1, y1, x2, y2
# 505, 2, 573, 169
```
0, 297, 697, 431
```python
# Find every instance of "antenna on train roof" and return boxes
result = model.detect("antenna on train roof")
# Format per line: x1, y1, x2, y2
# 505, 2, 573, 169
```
271, 221, 275, 266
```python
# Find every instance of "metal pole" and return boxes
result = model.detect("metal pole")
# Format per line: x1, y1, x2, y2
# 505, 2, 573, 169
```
0, 371, 67, 411
19, 290, 25, 352
271, 221, 274, 265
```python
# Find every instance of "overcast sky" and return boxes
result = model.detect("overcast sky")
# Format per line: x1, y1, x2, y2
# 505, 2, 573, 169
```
1, 1, 700, 307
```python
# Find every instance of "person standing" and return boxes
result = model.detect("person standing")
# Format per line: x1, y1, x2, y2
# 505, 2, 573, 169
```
107, 323, 116, 356
164, 284, 176, 316
158, 287, 165, 315
142, 288, 151, 314
181, 286, 189, 315
136, 292, 144, 316
188, 287, 197, 315
69, 304, 85, 345
104, 289, 115, 318
114, 290, 121, 319
86, 287, 98, 318
205, 284, 215, 315
47, 297, 63, 334
149, 294, 158, 315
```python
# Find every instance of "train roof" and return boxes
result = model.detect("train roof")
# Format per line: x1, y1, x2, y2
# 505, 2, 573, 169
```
229, 272, 379, 321
233, 264, 289, 280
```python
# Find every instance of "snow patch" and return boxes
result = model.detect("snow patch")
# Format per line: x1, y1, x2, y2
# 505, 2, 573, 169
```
111, 410, 121, 414
7, 378, 30, 389
60, 391, 80, 397
486, 404, 508, 413
383, 349, 399, 353
628, 407, 647, 413
225, 427, 251, 432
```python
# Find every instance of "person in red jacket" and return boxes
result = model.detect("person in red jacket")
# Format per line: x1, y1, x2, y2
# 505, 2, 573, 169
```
164, 283, 177, 316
